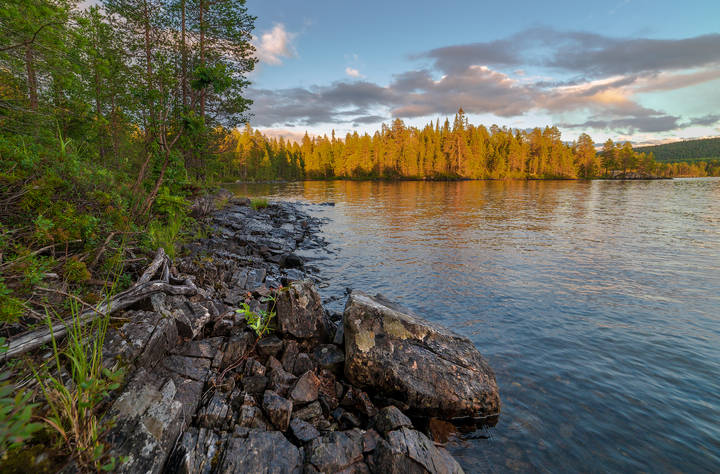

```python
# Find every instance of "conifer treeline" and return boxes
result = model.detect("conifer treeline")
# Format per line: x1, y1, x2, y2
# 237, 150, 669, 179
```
219, 110, 720, 181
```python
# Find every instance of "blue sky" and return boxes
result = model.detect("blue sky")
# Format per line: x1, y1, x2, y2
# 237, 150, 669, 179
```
247, 0, 720, 144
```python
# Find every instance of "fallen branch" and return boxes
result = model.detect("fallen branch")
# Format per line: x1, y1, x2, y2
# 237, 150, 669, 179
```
1, 248, 197, 361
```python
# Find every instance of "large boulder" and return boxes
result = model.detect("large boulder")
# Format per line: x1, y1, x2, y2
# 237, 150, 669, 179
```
275, 279, 328, 339
343, 291, 500, 420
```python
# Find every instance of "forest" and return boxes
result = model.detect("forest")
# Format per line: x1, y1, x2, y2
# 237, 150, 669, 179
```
634, 137, 720, 163
218, 115, 720, 181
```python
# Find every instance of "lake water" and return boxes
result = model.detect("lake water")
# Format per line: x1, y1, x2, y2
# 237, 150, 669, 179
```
227, 179, 720, 473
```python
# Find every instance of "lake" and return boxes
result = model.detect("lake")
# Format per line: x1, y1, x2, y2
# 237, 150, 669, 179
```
227, 179, 720, 473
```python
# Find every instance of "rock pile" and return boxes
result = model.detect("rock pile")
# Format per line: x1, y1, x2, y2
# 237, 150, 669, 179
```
100, 197, 500, 473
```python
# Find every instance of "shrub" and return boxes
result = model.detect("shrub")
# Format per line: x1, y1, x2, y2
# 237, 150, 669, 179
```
250, 197, 268, 210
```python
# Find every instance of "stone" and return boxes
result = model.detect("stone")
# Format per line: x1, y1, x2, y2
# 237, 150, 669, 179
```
304, 430, 365, 473
291, 371, 320, 405
237, 404, 269, 430
281, 340, 300, 372
165, 427, 226, 474
371, 427, 464, 474
162, 355, 212, 382
106, 370, 188, 474
313, 344, 345, 375
266, 355, 284, 372
292, 401, 331, 431
268, 367, 297, 398
243, 358, 266, 377
289, 417, 320, 443
340, 387, 377, 418
343, 291, 500, 420
196, 392, 233, 430
257, 335, 284, 358
242, 375, 268, 397
374, 406, 412, 435
282, 253, 304, 269
333, 321, 345, 346
263, 390, 293, 431
276, 279, 328, 339
216, 430, 303, 474
292, 352, 314, 376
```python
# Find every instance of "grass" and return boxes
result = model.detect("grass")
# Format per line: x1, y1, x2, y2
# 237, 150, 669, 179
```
30, 258, 127, 472
250, 197, 269, 210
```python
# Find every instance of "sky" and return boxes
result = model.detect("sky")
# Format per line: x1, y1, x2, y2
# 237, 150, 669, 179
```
244, 0, 720, 144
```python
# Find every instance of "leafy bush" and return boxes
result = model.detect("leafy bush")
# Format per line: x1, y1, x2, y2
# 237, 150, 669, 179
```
0, 339, 43, 456
0, 280, 24, 324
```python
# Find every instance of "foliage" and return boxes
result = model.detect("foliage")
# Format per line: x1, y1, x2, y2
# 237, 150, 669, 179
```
148, 215, 184, 261
634, 137, 720, 163
250, 197, 269, 210
236, 294, 277, 337
221, 116, 719, 181
0, 339, 43, 456
0, 280, 25, 324
32, 299, 125, 471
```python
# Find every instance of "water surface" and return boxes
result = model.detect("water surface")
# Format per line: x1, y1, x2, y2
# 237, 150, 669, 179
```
227, 179, 720, 473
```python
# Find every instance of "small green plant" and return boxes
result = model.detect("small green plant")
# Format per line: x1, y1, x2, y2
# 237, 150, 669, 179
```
148, 215, 184, 260
250, 197, 269, 210
0, 279, 25, 324
0, 339, 43, 456
235, 294, 277, 337
63, 257, 91, 284
32, 251, 127, 472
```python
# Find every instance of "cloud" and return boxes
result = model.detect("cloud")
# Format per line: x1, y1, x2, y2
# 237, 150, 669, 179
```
249, 28, 720, 135
417, 28, 720, 77
345, 67, 363, 78
254, 23, 296, 65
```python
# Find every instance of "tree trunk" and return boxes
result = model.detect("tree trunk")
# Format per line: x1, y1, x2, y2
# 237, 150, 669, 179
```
25, 44, 38, 110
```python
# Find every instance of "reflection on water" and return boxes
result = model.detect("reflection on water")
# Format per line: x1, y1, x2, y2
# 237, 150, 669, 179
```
226, 179, 720, 473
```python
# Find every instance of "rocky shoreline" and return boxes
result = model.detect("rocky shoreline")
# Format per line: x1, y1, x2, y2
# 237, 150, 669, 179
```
97, 195, 500, 473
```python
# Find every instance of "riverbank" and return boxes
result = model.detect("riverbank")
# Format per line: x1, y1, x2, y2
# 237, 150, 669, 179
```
2, 193, 499, 472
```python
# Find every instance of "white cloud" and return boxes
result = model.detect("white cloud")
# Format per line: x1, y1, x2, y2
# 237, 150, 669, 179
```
345, 67, 363, 78
254, 24, 296, 66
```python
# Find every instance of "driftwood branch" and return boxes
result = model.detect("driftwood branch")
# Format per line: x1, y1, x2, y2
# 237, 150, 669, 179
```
1, 248, 197, 361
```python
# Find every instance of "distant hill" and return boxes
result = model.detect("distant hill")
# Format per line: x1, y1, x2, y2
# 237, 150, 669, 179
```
634, 137, 720, 163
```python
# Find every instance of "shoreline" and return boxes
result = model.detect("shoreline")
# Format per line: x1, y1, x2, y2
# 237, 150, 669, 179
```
29, 194, 498, 473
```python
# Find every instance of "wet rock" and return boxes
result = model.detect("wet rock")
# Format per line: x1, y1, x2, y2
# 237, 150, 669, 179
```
304, 430, 366, 473
291, 371, 320, 405
371, 427, 464, 474
343, 291, 500, 420
289, 417, 320, 444
282, 253, 304, 269
263, 390, 293, 431
257, 335, 283, 358
374, 405, 412, 435
276, 279, 328, 339
292, 352, 314, 376
313, 344, 345, 375
217, 430, 303, 474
